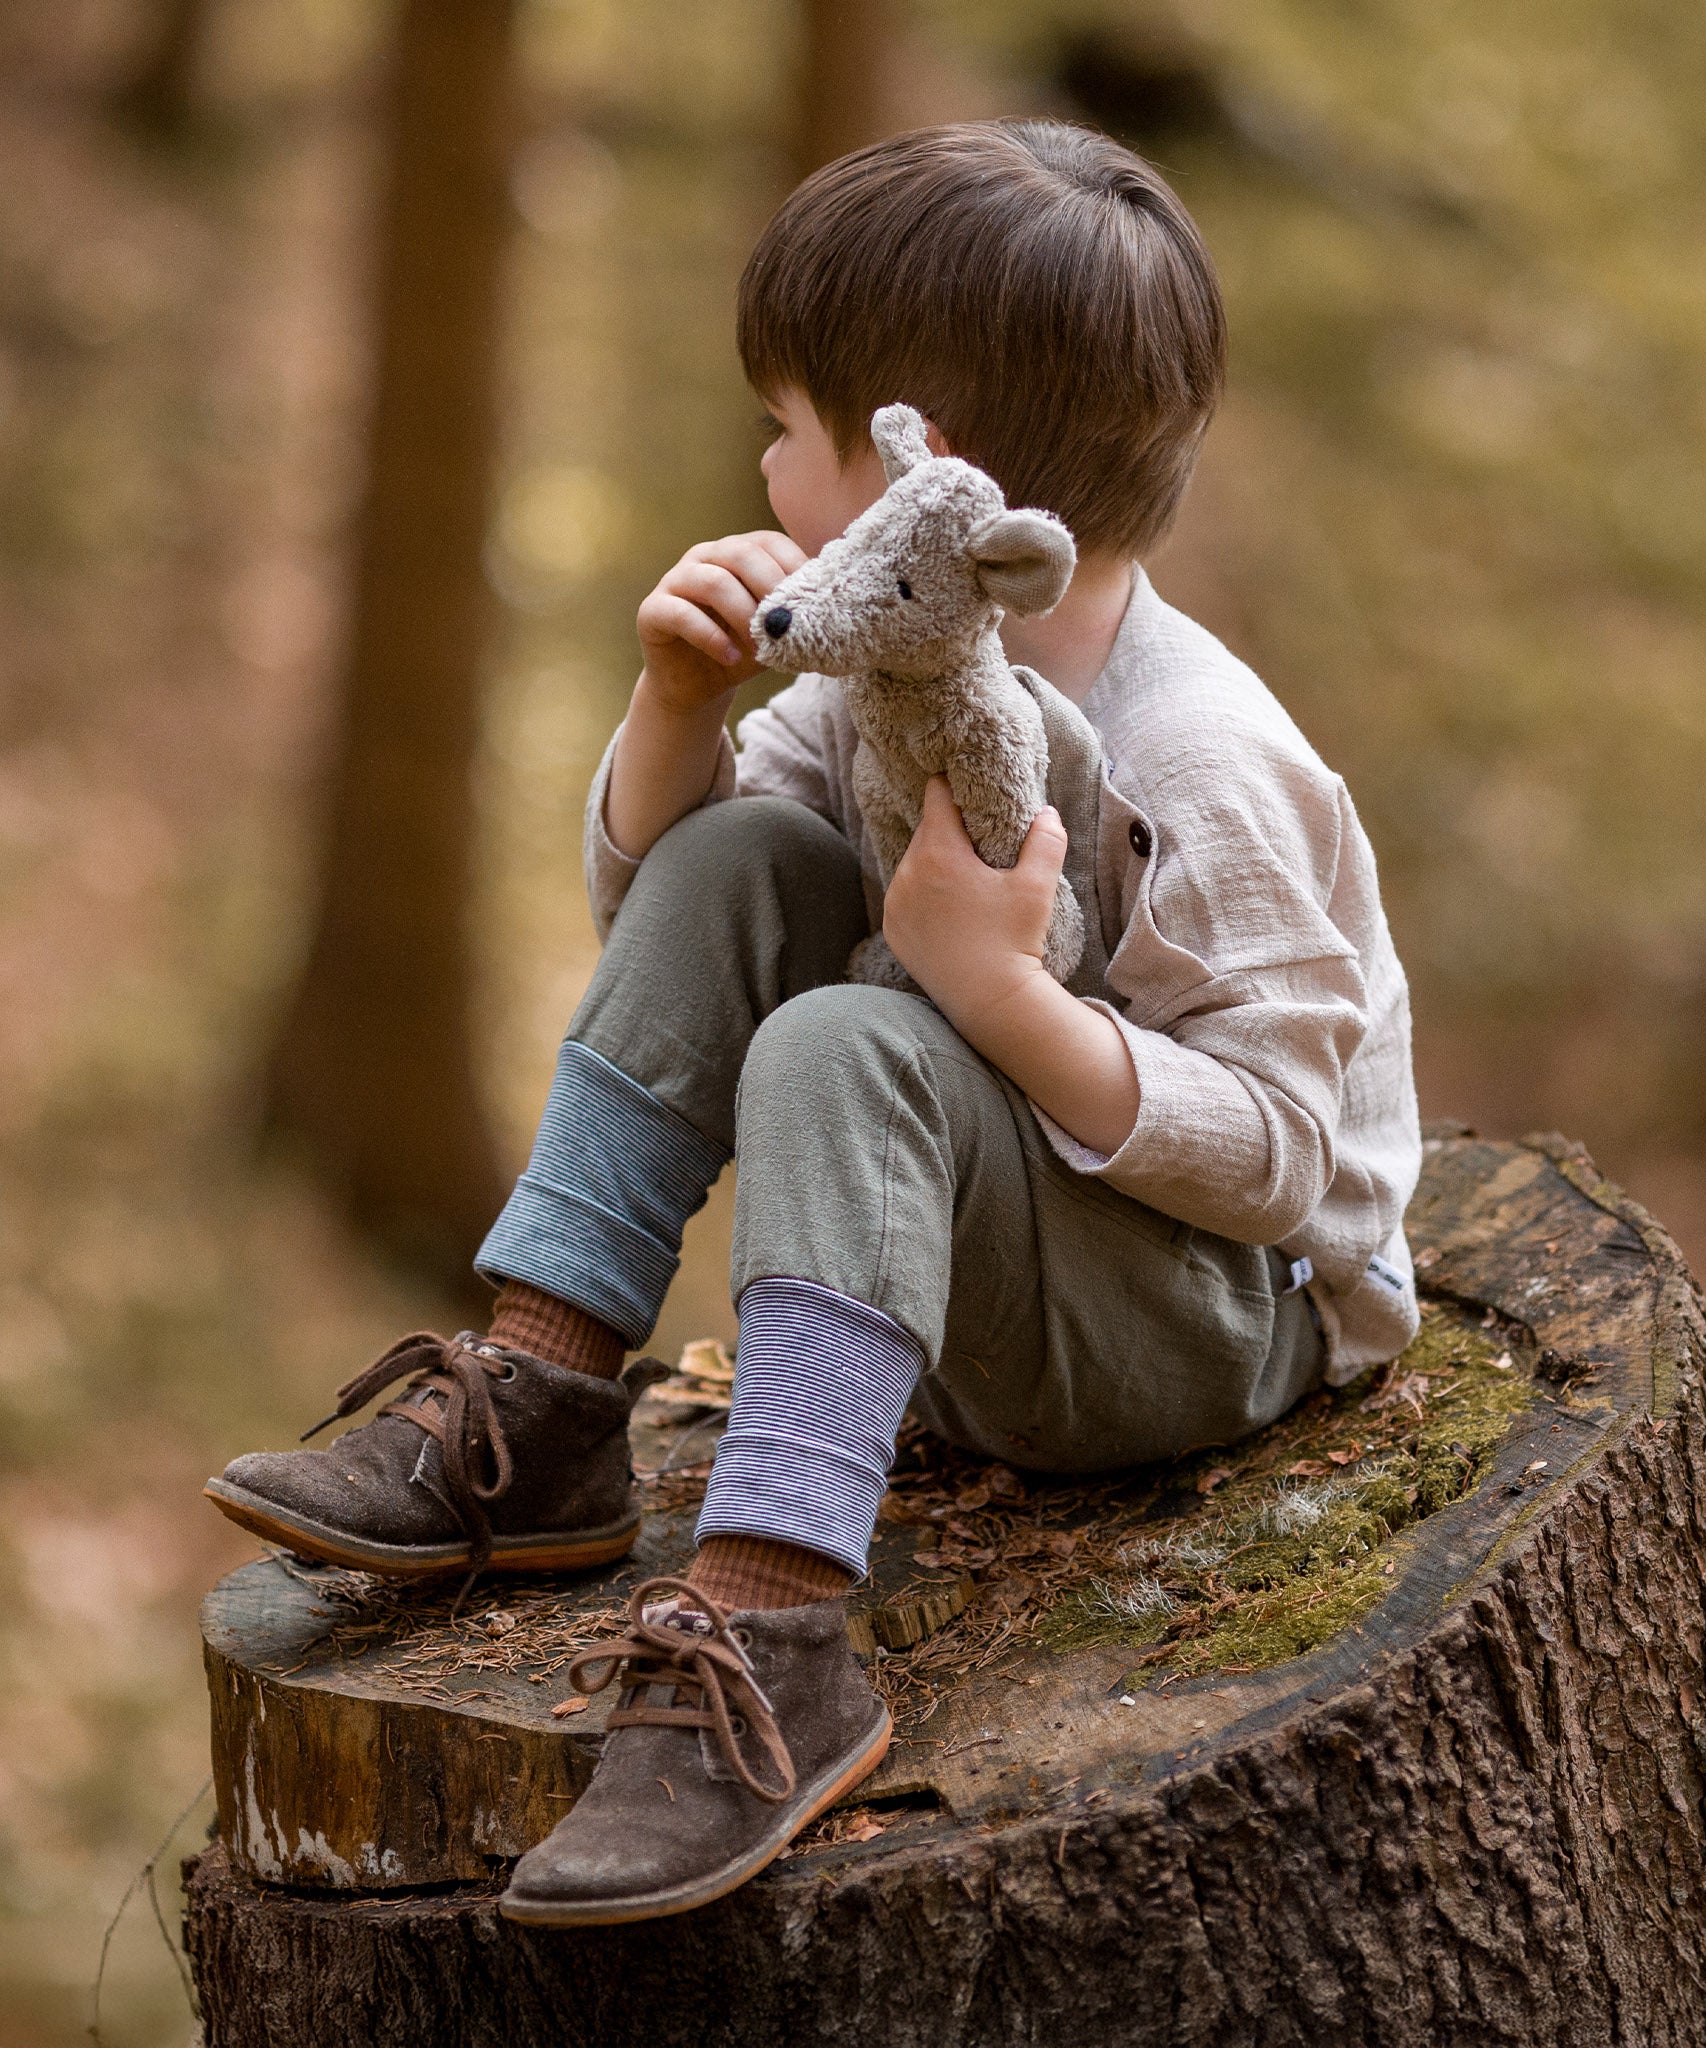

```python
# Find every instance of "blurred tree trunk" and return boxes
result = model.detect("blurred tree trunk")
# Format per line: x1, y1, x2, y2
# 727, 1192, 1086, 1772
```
115, 0, 214, 133
270, 0, 516, 1298
796, 0, 897, 179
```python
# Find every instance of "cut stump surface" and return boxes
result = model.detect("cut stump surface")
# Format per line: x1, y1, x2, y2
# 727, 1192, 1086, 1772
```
188, 1131, 1706, 2048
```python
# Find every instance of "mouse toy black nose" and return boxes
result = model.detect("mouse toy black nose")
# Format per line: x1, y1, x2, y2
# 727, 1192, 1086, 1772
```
762, 605, 793, 638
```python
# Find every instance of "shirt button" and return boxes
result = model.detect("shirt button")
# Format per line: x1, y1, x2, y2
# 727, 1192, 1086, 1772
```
1129, 818, 1153, 858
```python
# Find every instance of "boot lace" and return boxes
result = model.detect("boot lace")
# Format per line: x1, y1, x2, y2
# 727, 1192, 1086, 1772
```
301, 1330, 516, 1582
566, 1576, 796, 1804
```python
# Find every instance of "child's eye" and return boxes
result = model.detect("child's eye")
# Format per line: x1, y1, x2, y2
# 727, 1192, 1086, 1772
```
758, 411, 784, 443
896, 578, 913, 599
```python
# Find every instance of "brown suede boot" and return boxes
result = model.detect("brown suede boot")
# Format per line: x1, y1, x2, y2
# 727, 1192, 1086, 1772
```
204, 1331, 666, 1576
499, 1577, 891, 1926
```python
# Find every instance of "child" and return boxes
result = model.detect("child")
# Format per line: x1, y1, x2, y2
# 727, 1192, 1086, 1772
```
206, 120, 1421, 1924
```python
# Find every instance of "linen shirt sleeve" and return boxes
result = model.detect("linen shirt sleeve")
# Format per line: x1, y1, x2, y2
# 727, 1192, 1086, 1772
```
581, 674, 846, 940
1041, 765, 1371, 1246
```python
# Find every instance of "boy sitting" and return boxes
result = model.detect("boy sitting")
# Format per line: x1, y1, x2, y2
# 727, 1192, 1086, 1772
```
207, 119, 1421, 1924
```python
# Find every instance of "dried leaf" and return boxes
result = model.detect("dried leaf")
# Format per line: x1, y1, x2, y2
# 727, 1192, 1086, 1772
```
678, 1337, 734, 1386
978, 1572, 1039, 1617
1562, 1389, 1614, 1414
1325, 1444, 1363, 1467
985, 1465, 1027, 1502
1284, 1459, 1333, 1479
1195, 1466, 1233, 1495
954, 1484, 991, 1511
1360, 1371, 1430, 1417
484, 1611, 517, 1638
551, 1697, 589, 1719
847, 1820, 884, 1843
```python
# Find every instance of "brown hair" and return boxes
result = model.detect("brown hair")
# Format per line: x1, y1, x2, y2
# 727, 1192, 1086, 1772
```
737, 120, 1226, 558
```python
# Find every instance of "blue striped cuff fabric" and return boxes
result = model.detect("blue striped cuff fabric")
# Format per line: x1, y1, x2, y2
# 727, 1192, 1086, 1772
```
696, 1277, 927, 1577
475, 1040, 729, 1348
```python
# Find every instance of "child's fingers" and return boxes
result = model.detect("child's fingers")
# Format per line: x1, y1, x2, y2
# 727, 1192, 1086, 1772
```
918, 774, 973, 848
640, 591, 746, 668
907, 777, 974, 873
685, 533, 805, 597
1016, 805, 1069, 882
666, 561, 768, 649
711, 529, 808, 578
754, 530, 808, 575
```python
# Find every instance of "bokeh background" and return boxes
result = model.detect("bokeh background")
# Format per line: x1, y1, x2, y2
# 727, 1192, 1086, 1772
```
2, 0, 1703, 2039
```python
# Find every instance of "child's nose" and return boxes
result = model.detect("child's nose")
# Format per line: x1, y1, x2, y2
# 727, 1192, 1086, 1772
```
762, 606, 792, 639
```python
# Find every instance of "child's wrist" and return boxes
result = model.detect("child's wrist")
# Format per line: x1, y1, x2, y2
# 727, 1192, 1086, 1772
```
948, 968, 1140, 1153
933, 949, 1055, 1056
634, 664, 739, 724
606, 670, 738, 861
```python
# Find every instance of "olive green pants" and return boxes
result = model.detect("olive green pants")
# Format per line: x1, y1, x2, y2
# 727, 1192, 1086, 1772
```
557, 794, 1324, 1473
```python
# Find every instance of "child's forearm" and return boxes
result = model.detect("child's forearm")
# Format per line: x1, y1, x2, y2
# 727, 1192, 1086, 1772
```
604, 672, 738, 862
944, 968, 1141, 1158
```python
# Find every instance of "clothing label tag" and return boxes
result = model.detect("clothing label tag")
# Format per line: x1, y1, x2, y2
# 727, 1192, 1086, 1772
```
1284, 1256, 1313, 1294
1365, 1254, 1409, 1298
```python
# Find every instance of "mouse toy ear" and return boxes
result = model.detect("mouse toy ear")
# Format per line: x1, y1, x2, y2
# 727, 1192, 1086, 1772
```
967, 509, 1078, 615
870, 404, 933, 484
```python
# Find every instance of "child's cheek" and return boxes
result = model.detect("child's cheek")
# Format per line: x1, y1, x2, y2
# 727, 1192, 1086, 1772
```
763, 473, 815, 556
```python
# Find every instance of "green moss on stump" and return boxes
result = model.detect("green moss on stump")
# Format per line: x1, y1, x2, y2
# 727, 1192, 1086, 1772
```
1040, 1303, 1532, 1679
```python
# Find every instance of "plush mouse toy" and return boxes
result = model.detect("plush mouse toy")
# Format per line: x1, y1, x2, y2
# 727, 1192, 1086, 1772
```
751, 403, 1084, 991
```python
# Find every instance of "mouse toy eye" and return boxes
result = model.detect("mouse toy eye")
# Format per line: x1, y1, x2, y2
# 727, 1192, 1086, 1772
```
896, 578, 913, 599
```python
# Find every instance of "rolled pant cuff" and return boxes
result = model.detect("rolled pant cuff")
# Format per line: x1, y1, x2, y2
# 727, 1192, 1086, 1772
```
696, 1278, 925, 1576
476, 1040, 729, 1349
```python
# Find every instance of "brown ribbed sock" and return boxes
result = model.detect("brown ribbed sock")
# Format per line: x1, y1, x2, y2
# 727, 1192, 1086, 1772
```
488, 1280, 625, 1381
688, 1532, 853, 1611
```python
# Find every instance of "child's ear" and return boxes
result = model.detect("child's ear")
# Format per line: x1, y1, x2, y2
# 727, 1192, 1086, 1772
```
968, 509, 1077, 615
870, 404, 932, 484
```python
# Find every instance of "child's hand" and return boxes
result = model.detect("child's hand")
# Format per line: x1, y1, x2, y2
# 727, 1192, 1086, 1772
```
637, 531, 806, 715
884, 777, 1070, 1028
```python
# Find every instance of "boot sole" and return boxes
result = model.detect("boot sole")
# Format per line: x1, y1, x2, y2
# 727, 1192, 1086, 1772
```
202, 1478, 642, 1577
496, 1706, 895, 1927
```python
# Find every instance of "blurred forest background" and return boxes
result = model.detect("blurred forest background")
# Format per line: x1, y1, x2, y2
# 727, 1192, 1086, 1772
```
1, 0, 1703, 2039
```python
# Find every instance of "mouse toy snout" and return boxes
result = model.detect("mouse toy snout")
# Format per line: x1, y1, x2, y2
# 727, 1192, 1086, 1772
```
761, 605, 793, 639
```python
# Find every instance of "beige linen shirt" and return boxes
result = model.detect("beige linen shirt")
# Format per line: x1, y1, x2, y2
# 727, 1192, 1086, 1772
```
584, 569, 1422, 1382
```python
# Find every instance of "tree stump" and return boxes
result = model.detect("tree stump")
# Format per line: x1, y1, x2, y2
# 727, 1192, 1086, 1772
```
185, 1131, 1706, 2048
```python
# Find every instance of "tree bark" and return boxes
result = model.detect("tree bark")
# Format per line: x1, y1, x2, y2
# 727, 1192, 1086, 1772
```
186, 1134, 1706, 2044
795, 0, 898, 180
268, 0, 515, 1293
114, 0, 215, 134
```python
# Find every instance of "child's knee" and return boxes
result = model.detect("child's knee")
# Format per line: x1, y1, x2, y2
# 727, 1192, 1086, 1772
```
646, 794, 854, 900
738, 984, 938, 1126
